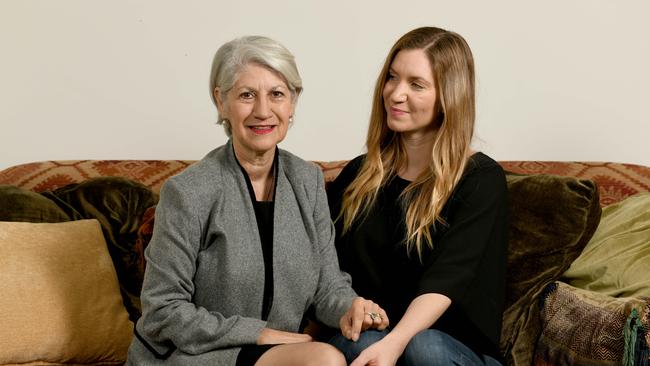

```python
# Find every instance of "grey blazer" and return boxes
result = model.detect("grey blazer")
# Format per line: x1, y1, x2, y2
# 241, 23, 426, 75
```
126, 141, 356, 365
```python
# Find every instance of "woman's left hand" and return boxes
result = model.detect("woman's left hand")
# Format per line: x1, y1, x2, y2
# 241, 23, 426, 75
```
339, 297, 389, 341
350, 336, 403, 366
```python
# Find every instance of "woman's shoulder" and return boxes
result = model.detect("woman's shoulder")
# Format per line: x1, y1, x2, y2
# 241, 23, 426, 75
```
278, 148, 321, 179
336, 154, 366, 182
161, 145, 230, 199
457, 152, 507, 195
465, 152, 505, 179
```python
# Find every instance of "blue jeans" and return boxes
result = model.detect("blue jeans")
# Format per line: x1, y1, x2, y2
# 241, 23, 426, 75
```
329, 329, 502, 366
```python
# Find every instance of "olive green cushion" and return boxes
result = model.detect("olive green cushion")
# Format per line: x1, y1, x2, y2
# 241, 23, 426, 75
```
563, 192, 650, 298
501, 173, 601, 366
0, 185, 70, 223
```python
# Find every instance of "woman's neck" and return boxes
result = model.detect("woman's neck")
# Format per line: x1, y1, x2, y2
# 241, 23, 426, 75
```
233, 142, 275, 201
398, 130, 436, 181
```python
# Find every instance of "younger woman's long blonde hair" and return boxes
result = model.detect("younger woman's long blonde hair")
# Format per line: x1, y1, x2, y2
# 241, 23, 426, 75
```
338, 27, 476, 260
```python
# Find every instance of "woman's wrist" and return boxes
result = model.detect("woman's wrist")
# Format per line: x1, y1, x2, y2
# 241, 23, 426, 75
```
382, 329, 410, 352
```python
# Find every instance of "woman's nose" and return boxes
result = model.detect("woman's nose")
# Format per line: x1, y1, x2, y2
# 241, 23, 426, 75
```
388, 82, 407, 103
253, 97, 272, 120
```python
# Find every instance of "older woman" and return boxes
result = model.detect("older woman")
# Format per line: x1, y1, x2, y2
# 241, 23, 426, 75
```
328, 27, 507, 365
126, 36, 388, 366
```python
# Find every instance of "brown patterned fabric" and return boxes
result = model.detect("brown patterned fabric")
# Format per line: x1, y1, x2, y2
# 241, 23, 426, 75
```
134, 205, 157, 278
535, 281, 650, 366
499, 161, 650, 207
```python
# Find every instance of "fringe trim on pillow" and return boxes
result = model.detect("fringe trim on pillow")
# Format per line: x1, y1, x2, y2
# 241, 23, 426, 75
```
623, 308, 645, 366
635, 308, 650, 366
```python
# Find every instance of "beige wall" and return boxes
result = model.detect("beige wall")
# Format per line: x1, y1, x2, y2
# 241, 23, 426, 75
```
1, 0, 649, 170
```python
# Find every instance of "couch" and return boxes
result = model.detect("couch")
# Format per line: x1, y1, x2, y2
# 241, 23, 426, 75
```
1, 159, 649, 366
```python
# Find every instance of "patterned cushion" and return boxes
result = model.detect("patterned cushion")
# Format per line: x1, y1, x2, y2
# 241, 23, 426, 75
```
535, 281, 650, 366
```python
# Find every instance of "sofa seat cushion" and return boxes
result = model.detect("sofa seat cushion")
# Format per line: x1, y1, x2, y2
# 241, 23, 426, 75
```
0, 219, 133, 365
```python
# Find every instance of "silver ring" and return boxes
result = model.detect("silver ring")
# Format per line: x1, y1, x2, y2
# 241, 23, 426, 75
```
365, 312, 381, 321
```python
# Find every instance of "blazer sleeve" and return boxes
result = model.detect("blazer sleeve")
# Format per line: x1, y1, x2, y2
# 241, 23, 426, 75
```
310, 167, 358, 328
136, 177, 266, 356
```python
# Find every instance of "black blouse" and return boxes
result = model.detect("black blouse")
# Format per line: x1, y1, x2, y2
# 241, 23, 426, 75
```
327, 153, 508, 359
235, 147, 279, 321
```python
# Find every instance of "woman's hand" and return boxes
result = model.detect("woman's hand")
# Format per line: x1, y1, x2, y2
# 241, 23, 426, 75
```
339, 297, 389, 341
257, 328, 313, 345
350, 336, 404, 366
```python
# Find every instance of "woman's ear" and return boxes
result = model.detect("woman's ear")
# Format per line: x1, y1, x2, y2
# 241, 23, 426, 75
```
214, 87, 226, 115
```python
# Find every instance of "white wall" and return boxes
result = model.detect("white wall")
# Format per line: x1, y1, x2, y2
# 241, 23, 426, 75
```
1, 0, 649, 170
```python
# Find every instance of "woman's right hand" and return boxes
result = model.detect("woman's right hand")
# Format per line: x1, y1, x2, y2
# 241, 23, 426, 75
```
339, 297, 390, 341
257, 328, 313, 345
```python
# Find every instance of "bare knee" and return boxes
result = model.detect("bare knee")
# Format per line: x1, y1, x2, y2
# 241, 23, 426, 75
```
304, 342, 346, 366
255, 341, 346, 366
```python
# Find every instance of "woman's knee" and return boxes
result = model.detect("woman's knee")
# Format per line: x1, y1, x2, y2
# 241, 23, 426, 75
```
402, 329, 468, 365
255, 342, 345, 366
303, 343, 346, 366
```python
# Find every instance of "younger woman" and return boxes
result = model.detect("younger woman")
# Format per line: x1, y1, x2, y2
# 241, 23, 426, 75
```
328, 27, 507, 365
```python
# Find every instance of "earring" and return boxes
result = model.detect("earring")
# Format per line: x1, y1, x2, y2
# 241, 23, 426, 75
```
289, 116, 294, 123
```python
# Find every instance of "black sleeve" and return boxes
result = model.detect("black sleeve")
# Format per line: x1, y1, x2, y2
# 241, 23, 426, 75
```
416, 163, 508, 303
326, 155, 365, 224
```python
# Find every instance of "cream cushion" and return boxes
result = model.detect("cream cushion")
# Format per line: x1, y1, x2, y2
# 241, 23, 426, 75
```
0, 220, 133, 365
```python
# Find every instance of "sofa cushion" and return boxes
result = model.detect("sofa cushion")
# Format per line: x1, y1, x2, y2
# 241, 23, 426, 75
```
563, 192, 650, 298
0, 185, 70, 223
501, 173, 601, 366
42, 177, 159, 321
0, 219, 133, 365
535, 281, 649, 366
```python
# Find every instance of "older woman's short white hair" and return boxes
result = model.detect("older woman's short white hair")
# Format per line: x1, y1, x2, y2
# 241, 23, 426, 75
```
209, 36, 303, 137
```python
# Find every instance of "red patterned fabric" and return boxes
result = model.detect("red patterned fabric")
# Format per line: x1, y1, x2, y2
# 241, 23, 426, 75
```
0, 160, 194, 194
500, 162, 650, 207
2, 160, 649, 206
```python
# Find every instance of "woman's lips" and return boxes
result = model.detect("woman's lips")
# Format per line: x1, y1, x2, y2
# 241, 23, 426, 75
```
249, 125, 275, 135
389, 107, 408, 117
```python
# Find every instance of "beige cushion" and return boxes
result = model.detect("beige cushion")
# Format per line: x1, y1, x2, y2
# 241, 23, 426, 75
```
0, 220, 133, 365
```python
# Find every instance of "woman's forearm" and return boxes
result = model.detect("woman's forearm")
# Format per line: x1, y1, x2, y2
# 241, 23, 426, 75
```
383, 293, 451, 349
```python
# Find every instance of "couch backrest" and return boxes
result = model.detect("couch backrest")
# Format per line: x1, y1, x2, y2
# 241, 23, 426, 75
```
1, 160, 649, 207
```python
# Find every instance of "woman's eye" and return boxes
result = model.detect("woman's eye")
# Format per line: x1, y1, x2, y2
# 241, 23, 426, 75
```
386, 73, 396, 81
240, 91, 255, 100
411, 82, 424, 90
271, 90, 285, 98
